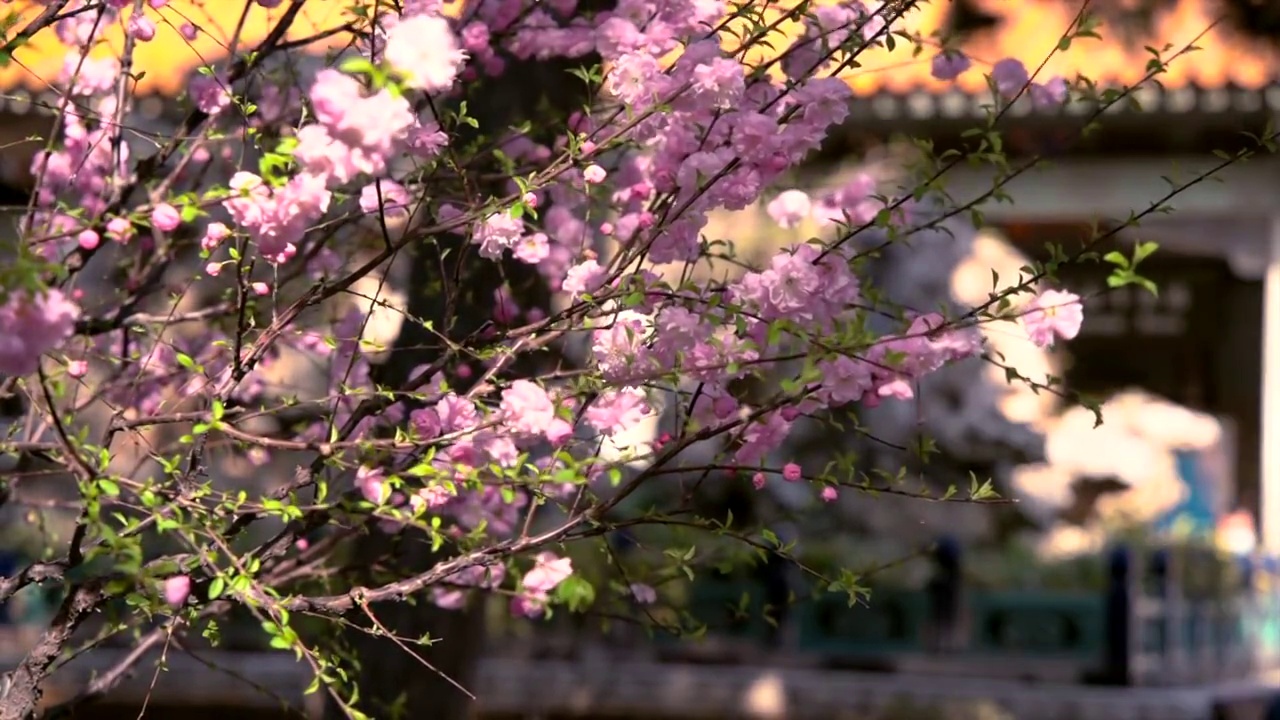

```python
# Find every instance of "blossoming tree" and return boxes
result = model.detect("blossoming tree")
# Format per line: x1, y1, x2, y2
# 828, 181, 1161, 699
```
0, 0, 1256, 718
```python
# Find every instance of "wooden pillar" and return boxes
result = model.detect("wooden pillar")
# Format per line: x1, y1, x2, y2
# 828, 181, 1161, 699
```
1262, 216, 1280, 551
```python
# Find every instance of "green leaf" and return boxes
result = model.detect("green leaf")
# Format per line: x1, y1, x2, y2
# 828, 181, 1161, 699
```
554, 575, 596, 612
208, 577, 226, 600
339, 57, 378, 76
1133, 241, 1158, 264
1102, 251, 1128, 268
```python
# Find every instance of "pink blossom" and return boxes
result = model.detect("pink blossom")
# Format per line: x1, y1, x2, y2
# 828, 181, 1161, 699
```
766, 189, 811, 229
150, 203, 181, 232
563, 259, 607, 299
820, 486, 838, 502
1030, 77, 1069, 108
630, 583, 657, 604
163, 575, 191, 608
782, 463, 802, 482
1021, 289, 1084, 347
545, 418, 575, 446
434, 395, 478, 435
409, 484, 454, 514
201, 222, 230, 252
128, 13, 156, 41
190, 74, 231, 115
690, 57, 745, 109
383, 14, 467, 92
357, 465, 388, 504
106, 217, 134, 243
583, 164, 607, 184
406, 120, 449, 158
514, 232, 550, 264
358, 180, 412, 222
500, 380, 556, 436
523, 552, 573, 594
0, 289, 81, 377
931, 51, 971, 81
474, 211, 523, 259
584, 388, 649, 436
410, 407, 442, 439
991, 58, 1030, 98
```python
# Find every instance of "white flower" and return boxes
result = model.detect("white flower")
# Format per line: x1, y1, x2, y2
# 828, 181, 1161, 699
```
383, 15, 467, 93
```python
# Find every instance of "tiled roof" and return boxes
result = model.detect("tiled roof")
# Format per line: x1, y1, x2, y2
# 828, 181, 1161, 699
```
0, 1, 354, 97
828, 0, 1280, 95
0, 0, 1276, 101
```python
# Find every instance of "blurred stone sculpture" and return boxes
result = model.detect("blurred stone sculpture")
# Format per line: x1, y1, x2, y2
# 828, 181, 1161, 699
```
1013, 389, 1231, 559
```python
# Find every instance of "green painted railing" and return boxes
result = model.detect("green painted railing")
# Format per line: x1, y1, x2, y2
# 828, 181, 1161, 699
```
670, 543, 1280, 685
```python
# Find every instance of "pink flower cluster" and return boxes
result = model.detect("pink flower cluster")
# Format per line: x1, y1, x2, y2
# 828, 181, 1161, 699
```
0, 289, 80, 377
0, 0, 1095, 625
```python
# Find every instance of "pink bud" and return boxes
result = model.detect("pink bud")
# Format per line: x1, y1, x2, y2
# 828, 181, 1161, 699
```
522, 192, 538, 208
599, 221, 614, 235
150, 203, 181, 232
67, 360, 88, 378
782, 462, 802, 482
179, 22, 197, 41
580, 140, 597, 155
821, 486, 839, 502
752, 472, 766, 490
205, 261, 222, 276
201, 222, 229, 251
164, 575, 191, 608
148, 0, 168, 7
583, 164, 606, 184
77, 229, 99, 250
128, 14, 156, 41
357, 466, 387, 504
251, 281, 270, 296
106, 216, 133, 243
630, 583, 657, 605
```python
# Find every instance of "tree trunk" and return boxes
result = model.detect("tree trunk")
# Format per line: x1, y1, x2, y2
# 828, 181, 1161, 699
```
324, 32, 604, 720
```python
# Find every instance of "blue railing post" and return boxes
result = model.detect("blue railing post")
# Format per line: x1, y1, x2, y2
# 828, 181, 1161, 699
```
1264, 693, 1280, 720
1236, 555, 1259, 674
1150, 547, 1185, 681
925, 535, 963, 653
1103, 544, 1134, 685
